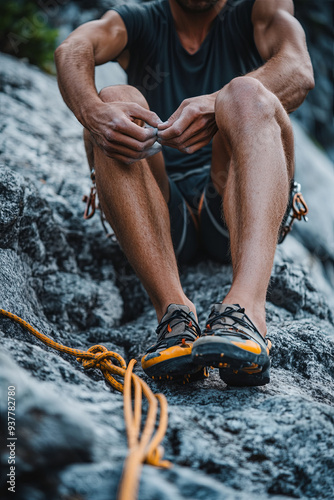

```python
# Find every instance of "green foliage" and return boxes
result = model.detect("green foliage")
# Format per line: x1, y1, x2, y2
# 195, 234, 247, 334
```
0, 0, 59, 73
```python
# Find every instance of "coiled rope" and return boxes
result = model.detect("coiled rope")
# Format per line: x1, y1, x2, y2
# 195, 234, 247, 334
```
0, 308, 171, 500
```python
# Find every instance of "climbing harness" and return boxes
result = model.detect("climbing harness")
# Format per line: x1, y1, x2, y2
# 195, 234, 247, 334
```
0, 309, 171, 500
82, 169, 115, 238
278, 181, 309, 244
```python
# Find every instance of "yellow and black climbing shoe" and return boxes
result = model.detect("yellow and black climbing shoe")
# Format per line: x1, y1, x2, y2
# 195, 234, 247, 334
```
192, 304, 271, 387
141, 304, 206, 382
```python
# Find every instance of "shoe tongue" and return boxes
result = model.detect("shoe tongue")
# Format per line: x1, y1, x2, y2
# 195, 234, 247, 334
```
211, 303, 241, 315
161, 304, 193, 338
209, 303, 244, 328
164, 303, 191, 320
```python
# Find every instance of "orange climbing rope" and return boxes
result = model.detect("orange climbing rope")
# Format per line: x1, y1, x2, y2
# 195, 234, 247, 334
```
0, 308, 171, 500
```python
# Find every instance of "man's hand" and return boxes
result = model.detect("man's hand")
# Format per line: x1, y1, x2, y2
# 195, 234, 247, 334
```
85, 102, 162, 165
157, 94, 217, 154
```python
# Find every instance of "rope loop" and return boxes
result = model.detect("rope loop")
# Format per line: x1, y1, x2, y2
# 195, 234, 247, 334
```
79, 344, 127, 371
145, 445, 167, 467
0, 308, 171, 500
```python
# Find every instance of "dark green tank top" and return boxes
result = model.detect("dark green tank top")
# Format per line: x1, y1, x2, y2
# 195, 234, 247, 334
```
113, 0, 263, 175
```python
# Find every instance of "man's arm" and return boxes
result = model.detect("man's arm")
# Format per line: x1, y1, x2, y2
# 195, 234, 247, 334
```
250, 0, 314, 113
55, 11, 161, 163
55, 10, 126, 124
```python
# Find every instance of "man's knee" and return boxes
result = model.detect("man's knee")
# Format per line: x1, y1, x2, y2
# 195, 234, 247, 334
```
215, 76, 287, 132
98, 84, 149, 109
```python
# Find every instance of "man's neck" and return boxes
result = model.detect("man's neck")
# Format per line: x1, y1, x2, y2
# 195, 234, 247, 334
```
169, 0, 227, 54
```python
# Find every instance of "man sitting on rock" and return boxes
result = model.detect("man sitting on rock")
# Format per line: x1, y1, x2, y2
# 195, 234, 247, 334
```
55, 0, 314, 386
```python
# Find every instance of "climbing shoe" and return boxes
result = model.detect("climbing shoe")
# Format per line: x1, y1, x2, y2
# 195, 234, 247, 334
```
141, 304, 206, 382
192, 304, 271, 387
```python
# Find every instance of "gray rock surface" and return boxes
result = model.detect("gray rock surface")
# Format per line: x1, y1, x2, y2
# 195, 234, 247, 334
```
1, 52, 334, 500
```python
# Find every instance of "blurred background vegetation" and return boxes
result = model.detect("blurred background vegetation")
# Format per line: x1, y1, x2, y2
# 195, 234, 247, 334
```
0, 0, 59, 73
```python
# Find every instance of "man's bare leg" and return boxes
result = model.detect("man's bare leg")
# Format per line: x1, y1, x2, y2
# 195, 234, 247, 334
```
84, 85, 194, 321
211, 76, 294, 335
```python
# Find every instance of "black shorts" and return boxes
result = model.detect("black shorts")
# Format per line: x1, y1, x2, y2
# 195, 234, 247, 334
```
168, 167, 230, 264
168, 167, 295, 265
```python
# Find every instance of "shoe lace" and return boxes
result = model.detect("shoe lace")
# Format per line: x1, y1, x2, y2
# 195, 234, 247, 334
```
206, 305, 261, 339
156, 309, 201, 343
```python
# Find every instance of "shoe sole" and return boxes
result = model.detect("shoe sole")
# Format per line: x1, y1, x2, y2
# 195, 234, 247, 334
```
192, 336, 270, 387
219, 364, 270, 387
142, 345, 205, 382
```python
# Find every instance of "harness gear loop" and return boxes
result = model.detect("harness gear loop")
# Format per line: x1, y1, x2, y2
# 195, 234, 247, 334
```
278, 182, 309, 244
292, 192, 308, 221
0, 308, 171, 500
82, 168, 97, 220
83, 184, 97, 220
82, 168, 115, 238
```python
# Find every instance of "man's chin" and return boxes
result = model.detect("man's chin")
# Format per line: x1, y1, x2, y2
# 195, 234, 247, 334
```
174, 0, 221, 13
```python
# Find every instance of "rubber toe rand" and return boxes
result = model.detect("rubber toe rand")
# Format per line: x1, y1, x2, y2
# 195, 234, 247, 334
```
142, 345, 206, 382
192, 336, 270, 387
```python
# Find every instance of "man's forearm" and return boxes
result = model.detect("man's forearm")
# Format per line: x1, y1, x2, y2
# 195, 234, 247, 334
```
247, 52, 314, 113
55, 39, 101, 126
249, 0, 315, 114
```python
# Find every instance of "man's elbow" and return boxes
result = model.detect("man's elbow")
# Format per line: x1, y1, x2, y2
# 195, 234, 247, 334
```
284, 62, 314, 113
303, 65, 315, 92
297, 61, 315, 104
54, 42, 65, 66
300, 52, 315, 89
54, 39, 78, 70
54, 39, 71, 60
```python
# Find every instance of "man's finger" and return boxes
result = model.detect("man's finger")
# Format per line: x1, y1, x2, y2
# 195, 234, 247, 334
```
158, 129, 205, 149
114, 118, 158, 142
157, 121, 170, 131
180, 124, 217, 149
157, 104, 184, 131
159, 128, 214, 152
129, 103, 163, 128
101, 137, 161, 161
183, 138, 212, 155
157, 110, 194, 141
105, 130, 158, 152
159, 120, 216, 148
161, 119, 208, 146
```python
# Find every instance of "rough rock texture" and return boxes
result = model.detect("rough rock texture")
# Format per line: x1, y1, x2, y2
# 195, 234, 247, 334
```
1, 53, 334, 500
